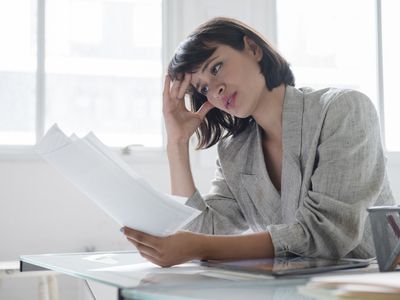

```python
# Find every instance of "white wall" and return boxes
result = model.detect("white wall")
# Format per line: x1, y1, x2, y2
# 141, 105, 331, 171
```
1, 153, 398, 260
0, 154, 214, 299
385, 154, 400, 200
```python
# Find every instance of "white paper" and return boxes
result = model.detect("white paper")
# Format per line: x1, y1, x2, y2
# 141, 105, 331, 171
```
90, 262, 199, 273
309, 272, 400, 291
36, 124, 201, 236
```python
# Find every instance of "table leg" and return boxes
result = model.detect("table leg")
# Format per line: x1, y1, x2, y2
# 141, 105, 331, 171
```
47, 275, 59, 300
38, 276, 49, 300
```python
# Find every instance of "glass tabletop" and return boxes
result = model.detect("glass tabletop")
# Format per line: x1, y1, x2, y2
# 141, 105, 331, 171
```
21, 251, 222, 289
21, 250, 176, 289
121, 277, 312, 300
20, 251, 320, 300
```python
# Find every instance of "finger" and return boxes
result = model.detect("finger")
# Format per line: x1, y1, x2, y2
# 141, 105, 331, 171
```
132, 242, 162, 265
127, 237, 160, 257
177, 73, 191, 100
196, 101, 215, 120
162, 75, 173, 111
163, 75, 171, 100
122, 227, 161, 250
140, 252, 164, 267
140, 251, 172, 268
170, 77, 183, 100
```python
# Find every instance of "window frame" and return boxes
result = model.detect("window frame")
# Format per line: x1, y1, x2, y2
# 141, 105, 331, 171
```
1, 0, 399, 161
0, 0, 170, 161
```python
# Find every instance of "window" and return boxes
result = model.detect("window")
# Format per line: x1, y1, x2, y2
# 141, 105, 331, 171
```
0, 0, 163, 148
276, 0, 378, 106
381, 0, 400, 151
277, 0, 400, 152
0, 0, 37, 145
2, 0, 398, 152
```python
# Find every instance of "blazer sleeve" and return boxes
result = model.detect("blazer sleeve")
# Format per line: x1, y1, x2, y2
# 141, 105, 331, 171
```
183, 158, 249, 235
268, 90, 387, 258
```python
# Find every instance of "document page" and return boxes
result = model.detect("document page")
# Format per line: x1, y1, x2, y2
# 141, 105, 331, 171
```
36, 124, 201, 236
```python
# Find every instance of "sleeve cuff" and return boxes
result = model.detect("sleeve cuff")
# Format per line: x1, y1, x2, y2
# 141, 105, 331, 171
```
185, 189, 207, 211
267, 223, 306, 257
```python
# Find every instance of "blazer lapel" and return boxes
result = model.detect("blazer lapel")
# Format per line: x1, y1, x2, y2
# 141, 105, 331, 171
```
220, 86, 305, 228
240, 126, 282, 226
281, 85, 305, 224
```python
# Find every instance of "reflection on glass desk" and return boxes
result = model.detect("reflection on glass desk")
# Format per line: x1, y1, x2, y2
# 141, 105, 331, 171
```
20, 251, 377, 300
122, 277, 310, 300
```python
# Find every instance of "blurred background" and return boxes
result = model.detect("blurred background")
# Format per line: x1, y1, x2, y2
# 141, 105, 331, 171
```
0, 0, 399, 298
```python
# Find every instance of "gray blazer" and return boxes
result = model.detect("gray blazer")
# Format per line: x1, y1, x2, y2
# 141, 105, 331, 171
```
184, 85, 395, 259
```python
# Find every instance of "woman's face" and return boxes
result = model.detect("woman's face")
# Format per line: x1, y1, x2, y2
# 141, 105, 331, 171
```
190, 39, 266, 118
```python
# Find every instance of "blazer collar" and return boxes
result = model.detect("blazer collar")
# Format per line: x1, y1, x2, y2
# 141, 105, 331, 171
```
221, 85, 305, 226
281, 85, 305, 223
240, 85, 304, 184
241, 125, 282, 225
238, 85, 305, 225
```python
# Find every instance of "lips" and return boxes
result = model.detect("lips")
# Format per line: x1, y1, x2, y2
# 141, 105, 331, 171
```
224, 92, 237, 109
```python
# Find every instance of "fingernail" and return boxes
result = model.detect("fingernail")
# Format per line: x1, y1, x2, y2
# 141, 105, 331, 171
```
120, 227, 124, 233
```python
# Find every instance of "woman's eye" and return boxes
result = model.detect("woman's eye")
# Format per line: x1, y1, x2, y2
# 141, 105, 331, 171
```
200, 85, 209, 95
211, 62, 222, 75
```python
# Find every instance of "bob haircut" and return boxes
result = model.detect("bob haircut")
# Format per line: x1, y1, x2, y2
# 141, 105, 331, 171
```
168, 17, 295, 149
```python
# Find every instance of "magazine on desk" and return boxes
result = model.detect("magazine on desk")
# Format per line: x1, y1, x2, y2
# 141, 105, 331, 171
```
35, 124, 201, 236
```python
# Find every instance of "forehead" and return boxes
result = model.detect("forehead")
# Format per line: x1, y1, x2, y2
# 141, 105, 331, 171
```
194, 44, 234, 71
189, 44, 235, 85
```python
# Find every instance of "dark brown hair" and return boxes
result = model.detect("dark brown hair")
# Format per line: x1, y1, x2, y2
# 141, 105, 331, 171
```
168, 17, 295, 149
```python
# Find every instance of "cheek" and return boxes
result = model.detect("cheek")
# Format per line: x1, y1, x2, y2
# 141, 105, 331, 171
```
243, 62, 261, 84
224, 62, 254, 89
207, 97, 223, 110
242, 70, 265, 101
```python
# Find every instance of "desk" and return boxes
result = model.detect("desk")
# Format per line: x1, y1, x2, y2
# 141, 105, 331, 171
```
1, 260, 59, 300
20, 251, 379, 300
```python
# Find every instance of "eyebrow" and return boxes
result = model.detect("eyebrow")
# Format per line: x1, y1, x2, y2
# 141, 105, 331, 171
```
195, 56, 219, 91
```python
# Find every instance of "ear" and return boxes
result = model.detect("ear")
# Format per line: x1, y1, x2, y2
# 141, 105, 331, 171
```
243, 36, 263, 62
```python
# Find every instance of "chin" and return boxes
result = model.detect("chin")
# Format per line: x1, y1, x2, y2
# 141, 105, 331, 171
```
232, 111, 251, 119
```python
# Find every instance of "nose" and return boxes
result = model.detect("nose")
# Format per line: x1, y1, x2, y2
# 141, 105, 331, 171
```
212, 83, 225, 100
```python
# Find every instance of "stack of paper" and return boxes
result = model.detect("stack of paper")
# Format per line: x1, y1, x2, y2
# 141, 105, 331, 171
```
36, 124, 201, 236
299, 272, 400, 299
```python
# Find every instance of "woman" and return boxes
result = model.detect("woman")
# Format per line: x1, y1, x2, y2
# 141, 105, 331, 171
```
122, 17, 395, 267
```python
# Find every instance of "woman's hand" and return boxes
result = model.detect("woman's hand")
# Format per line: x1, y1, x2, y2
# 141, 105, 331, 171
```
122, 227, 204, 267
163, 73, 214, 144
122, 227, 275, 267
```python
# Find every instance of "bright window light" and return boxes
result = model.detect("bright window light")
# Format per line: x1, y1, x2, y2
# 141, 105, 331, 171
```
45, 0, 163, 147
0, 0, 36, 145
276, 0, 378, 108
381, 0, 400, 151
